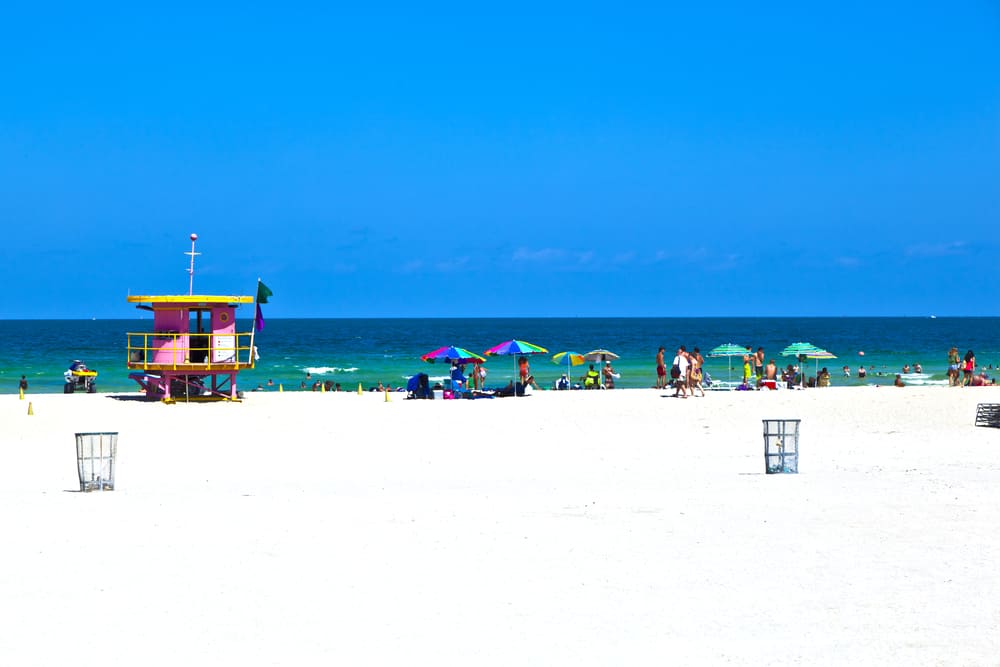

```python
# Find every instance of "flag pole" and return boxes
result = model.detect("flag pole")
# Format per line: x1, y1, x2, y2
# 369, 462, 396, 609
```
248, 277, 259, 367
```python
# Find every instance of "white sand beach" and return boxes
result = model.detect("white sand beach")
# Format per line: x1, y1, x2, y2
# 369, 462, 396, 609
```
2, 386, 998, 665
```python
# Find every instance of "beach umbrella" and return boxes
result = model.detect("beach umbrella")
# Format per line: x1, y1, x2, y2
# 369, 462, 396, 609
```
805, 348, 837, 381
583, 349, 619, 362
583, 349, 620, 387
422, 345, 487, 393
708, 342, 747, 383
484, 339, 549, 396
781, 342, 825, 387
551, 351, 585, 386
420, 345, 486, 365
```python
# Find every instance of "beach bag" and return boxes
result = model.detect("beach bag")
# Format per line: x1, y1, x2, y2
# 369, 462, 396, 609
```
670, 364, 681, 379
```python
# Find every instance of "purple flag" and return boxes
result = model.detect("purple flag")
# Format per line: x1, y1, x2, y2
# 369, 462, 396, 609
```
255, 303, 265, 332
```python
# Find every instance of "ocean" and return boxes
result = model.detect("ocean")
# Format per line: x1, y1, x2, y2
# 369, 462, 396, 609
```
2, 317, 998, 394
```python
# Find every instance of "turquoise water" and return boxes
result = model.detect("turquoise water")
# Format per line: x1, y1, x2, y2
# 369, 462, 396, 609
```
2, 317, 998, 394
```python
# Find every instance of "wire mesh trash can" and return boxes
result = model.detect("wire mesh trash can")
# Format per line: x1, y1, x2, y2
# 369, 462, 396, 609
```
763, 419, 799, 474
75, 432, 117, 491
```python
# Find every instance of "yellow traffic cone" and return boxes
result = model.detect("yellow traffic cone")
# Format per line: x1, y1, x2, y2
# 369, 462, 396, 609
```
19, 387, 24, 400
357, 382, 363, 395
384, 388, 390, 402
321, 381, 326, 393
278, 384, 283, 392
27, 402, 34, 416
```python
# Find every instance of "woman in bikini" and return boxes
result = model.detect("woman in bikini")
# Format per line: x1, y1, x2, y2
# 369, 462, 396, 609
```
947, 347, 960, 386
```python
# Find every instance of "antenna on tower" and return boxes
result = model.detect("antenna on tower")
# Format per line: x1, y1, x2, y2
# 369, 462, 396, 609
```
185, 233, 200, 295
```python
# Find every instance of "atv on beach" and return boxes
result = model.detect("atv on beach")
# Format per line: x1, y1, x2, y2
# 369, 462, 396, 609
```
64, 360, 98, 393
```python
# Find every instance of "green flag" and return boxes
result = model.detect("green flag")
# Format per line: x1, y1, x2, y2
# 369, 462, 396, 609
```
256, 280, 273, 304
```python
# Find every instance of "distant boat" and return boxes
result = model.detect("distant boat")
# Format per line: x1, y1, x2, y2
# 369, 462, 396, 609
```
930, 315, 937, 319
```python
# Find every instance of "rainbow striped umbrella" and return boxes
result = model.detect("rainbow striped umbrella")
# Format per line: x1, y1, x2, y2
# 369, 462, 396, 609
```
484, 340, 548, 356
484, 339, 548, 395
421, 345, 486, 364
552, 351, 586, 384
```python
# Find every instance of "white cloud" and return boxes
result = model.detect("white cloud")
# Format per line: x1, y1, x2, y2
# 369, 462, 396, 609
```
512, 247, 567, 262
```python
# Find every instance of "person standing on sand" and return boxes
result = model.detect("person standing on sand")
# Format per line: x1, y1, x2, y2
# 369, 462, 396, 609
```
19, 375, 28, 393
754, 347, 765, 383
962, 350, 976, 387
692, 347, 704, 373
673, 347, 690, 398
603, 361, 617, 389
689, 350, 705, 397
656, 347, 666, 389
947, 346, 960, 386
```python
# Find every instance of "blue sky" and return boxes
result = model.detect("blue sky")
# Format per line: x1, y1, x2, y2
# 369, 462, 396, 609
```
2, 1, 998, 318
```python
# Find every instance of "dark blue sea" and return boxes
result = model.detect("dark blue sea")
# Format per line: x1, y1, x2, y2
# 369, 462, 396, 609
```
2, 317, 998, 394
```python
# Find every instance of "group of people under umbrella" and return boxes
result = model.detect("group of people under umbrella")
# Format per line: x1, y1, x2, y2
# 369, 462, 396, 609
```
416, 339, 836, 397
418, 341, 621, 397
709, 341, 837, 389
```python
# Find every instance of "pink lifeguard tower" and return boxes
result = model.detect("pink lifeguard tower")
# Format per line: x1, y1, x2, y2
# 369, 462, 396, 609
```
126, 234, 257, 401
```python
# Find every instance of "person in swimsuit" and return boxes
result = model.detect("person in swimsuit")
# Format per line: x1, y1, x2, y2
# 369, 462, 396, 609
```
603, 361, 617, 389
656, 347, 666, 389
754, 348, 764, 382
689, 351, 705, 397
962, 350, 976, 386
947, 346, 960, 386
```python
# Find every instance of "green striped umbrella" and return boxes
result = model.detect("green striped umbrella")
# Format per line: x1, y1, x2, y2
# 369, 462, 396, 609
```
781, 342, 825, 387
709, 342, 749, 383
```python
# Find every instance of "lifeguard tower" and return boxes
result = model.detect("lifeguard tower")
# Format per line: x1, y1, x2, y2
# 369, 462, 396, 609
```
126, 234, 257, 401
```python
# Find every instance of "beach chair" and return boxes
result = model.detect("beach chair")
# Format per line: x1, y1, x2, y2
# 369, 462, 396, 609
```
975, 403, 1000, 428
406, 373, 432, 399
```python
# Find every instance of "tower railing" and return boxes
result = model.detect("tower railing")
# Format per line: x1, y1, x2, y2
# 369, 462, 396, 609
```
126, 331, 256, 371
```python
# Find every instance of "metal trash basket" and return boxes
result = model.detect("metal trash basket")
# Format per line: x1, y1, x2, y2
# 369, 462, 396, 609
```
75, 432, 117, 491
763, 419, 799, 474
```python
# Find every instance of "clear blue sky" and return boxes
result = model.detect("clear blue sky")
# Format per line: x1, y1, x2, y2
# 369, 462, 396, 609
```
2, 1, 997, 318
